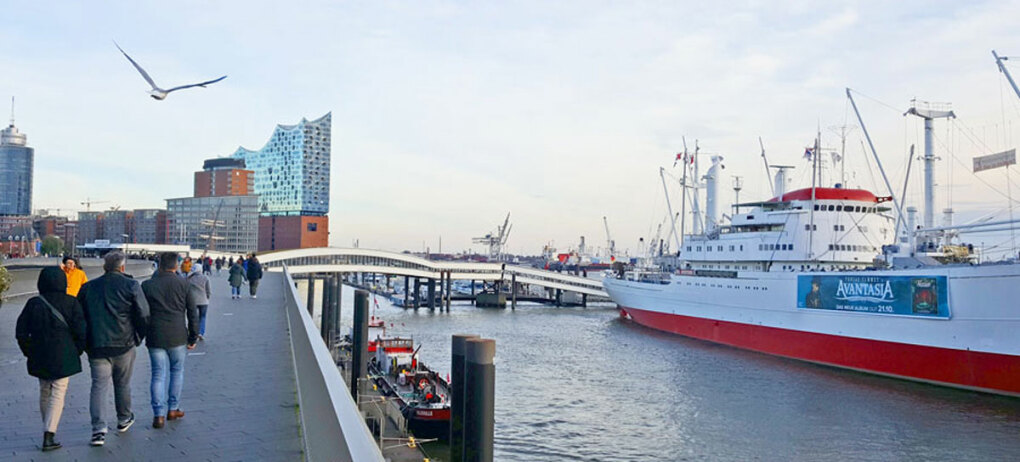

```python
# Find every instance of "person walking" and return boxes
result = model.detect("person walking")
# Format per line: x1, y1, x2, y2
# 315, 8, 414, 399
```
246, 255, 263, 299
228, 258, 246, 299
15, 267, 87, 452
141, 252, 199, 429
61, 256, 88, 297
187, 262, 212, 340
78, 251, 150, 447
215, 257, 223, 275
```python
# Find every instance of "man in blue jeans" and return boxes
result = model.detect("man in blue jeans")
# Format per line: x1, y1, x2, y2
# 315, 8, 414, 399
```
141, 253, 199, 429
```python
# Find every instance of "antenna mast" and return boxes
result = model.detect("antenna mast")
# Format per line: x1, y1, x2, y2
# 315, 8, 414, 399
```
905, 99, 956, 231
993, 50, 1020, 100
9, 96, 14, 126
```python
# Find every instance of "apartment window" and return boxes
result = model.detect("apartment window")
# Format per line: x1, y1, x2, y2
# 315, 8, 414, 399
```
307, 223, 318, 232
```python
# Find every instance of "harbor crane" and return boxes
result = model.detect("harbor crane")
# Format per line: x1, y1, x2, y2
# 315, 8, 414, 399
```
603, 216, 616, 258
80, 198, 109, 212
472, 212, 512, 261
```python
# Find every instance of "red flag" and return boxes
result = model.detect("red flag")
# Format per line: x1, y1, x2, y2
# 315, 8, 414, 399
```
673, 153, 683, 167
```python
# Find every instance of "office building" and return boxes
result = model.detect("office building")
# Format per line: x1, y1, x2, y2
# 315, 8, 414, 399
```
195, 158, 254, 198
133, 209, 167, 244
166, 195, 258, 254
0, 114, 33, 216
229, 112, 330, 251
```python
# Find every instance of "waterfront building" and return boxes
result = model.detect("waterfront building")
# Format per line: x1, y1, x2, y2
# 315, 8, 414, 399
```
0, 223, 38, 257
230, 113, 330, 251
195, 158, 254, 198
166, 195, 258, 254
76, 211, 103, 244
102, 210, 134, 244
0, 115, 33, 216
32, 215, 68, 239
133, 208, 167, 244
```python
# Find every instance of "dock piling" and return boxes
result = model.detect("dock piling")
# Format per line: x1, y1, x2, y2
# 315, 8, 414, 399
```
464, 338, 496, 462
450, 334, 480, 462
306, 275, 316, 317
351, 289, 370, 401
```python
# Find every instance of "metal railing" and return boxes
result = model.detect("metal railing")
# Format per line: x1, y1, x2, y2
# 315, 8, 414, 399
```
281, 266, 384, 462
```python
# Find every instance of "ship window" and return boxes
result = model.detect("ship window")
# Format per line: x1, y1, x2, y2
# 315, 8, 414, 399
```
813, 204, 820, 211
836, 205, 843, 211
790, 244, 795, 251
707, 246, 712, 252
828, 205, 835, 211
834, 225, 839, 231
729, 245, 735, 251
718, 246, 723, 251
747, 215, 754, 220
828, 244, 834, 250
740, 245, 744, 251
805, 224, 811, 231
697, 246, 702, 251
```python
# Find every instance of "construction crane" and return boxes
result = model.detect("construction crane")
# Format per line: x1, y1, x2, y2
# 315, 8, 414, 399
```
80, 198, 109, 212
602, 216, 616, 259
472, 212, 511, 261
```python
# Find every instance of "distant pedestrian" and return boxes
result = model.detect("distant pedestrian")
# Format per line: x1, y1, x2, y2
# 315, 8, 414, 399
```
78, 251, 150, 447
228, 259, 246, 299
15, 267, 87, 452
179, 257, 192, 277
215, 257, 223, 275
141, 252, 199, 430
246, 256, 263, 299
60, 256, 88, 297
187, 262, 212, 341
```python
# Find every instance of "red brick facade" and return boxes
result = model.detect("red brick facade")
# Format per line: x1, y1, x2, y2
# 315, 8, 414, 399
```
257, 215, 329, 251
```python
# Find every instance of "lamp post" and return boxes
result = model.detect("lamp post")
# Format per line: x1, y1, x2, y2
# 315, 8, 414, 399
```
121, 233, 130, 258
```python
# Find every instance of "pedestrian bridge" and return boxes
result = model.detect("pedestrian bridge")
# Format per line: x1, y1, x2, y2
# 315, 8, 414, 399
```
259, 247, 609, 298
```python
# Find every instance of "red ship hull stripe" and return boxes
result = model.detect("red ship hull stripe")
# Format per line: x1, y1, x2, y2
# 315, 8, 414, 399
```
621, 306, 1020, 396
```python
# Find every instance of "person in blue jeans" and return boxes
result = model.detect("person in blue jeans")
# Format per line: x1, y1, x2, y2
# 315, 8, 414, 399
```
141, 252, 199, 429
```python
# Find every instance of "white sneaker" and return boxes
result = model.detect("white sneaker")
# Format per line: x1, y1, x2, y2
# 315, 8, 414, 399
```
252, 295, 257, 299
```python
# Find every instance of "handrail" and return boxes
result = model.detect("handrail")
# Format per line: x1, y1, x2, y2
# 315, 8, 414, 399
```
281, 265, 384, 462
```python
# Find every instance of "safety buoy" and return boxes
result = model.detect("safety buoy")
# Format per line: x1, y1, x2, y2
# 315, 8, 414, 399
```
418, 378, 428, 390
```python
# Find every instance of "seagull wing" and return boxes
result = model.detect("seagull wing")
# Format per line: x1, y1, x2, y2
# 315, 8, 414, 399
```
165, 75, 228, 93
114, 41, 159, 90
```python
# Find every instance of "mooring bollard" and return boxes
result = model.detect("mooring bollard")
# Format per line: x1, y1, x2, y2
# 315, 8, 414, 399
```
332, 275, 343, 341
351, 289, 370, 400
450, 334, 480, 462
321, 275, 333, 344
464, 338, 496, 462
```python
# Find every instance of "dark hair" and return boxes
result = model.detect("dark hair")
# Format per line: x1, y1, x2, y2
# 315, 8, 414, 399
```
159, 252, 179, 271
62, 256, 75, 265
104, 251, 126, 273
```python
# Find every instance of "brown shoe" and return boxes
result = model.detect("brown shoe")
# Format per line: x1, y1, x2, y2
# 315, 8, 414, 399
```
152, 417, 165, 429
167, 409, 185, 421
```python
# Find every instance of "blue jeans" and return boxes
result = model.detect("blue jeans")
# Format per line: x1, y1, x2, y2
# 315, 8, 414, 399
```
231, 286, 241, 296
148, 345, 187, 417
197, 304, 208, 335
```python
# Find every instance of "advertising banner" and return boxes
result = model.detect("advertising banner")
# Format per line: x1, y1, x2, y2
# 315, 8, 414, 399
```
797, 275, 950, 318
973, 149, 1016, 173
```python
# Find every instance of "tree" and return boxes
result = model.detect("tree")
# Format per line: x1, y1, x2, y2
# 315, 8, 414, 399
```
0, 263, 11, 302
41, 235, 64, 256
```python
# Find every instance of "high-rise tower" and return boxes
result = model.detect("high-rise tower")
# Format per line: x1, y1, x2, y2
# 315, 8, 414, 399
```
230, 113, 330, 251
0, 99, 33, 216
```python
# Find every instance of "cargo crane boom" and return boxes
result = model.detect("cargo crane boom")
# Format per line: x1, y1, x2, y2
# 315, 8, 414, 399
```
472, 212, 512, 261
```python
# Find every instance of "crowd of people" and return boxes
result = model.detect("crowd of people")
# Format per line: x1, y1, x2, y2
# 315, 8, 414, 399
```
13, 251, 264, 452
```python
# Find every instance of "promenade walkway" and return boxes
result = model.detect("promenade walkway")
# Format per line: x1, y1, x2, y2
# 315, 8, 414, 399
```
0, 271, 303, 461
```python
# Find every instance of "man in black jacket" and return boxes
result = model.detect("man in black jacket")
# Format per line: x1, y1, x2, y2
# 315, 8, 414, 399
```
78, 251, 150, 447
246, 254, 263, 299
141, 252, 199, 429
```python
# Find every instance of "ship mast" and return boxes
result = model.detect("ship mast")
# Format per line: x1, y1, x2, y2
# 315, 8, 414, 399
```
808, 133, 819, 260
905, 100, 955, 235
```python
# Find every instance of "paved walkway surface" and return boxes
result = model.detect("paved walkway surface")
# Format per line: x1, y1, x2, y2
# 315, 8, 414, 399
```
0, 271, 303, 461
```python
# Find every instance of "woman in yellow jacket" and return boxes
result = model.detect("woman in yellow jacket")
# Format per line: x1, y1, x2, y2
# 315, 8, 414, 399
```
60, 257, 88, 297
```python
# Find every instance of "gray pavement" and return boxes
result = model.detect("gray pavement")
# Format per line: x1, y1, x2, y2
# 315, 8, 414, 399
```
0, 271, 303, 461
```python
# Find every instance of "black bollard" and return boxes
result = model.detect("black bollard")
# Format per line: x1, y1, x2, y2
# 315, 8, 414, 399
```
428, 278, 436, 310
404, 275, 410, 308
511, 273, 517, 310
351, 289, 370, 401
464, 338, 496, 462
306, 276, 316, 317
450, 334, 480, 462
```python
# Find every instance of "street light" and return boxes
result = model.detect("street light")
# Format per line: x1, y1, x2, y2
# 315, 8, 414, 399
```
122, 234, 130, 258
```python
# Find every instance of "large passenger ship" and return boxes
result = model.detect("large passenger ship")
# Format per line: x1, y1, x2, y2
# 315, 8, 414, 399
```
605, 98, 1020, 396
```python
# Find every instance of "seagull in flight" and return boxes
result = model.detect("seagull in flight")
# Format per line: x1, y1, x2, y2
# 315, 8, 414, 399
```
114, 42, 227, 100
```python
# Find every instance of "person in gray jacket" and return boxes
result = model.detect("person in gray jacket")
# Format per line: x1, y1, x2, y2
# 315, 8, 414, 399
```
187, 262, 212, 340
77, 251, 150, 447
141, 253, 199, 429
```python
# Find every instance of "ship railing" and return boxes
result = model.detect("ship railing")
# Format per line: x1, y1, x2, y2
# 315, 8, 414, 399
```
621, 269, 672, 284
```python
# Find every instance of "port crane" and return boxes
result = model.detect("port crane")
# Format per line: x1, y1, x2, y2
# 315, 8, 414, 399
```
603, 216, 616, 259
472, 212, 512, 261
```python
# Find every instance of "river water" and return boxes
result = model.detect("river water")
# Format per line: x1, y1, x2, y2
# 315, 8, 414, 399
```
320, 284, 1020, 461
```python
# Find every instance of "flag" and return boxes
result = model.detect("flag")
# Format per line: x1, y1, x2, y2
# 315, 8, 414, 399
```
674, 152, 683, 167
831, 151, 842, 163
803, 148, 814, 160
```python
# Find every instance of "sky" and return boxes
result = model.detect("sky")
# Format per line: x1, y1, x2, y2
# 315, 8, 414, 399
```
5, 1, 1020, 257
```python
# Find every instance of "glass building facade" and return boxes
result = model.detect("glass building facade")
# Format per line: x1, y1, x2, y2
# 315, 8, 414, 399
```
0, 122, 33, 216
166, 195, 258, 254
231, 113, 331, 216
